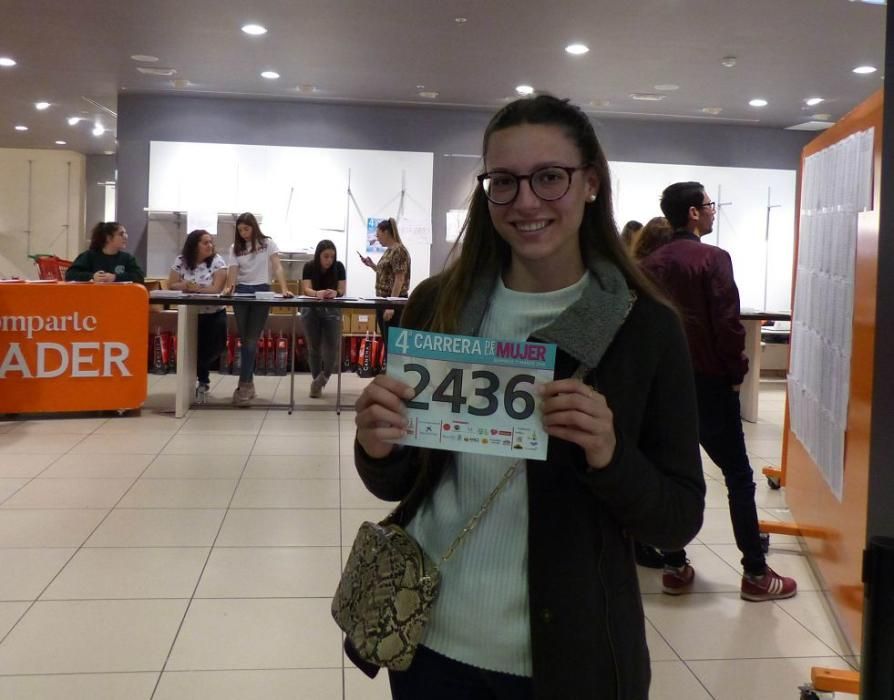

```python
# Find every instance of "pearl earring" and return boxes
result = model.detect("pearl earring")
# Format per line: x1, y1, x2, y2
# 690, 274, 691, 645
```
587, 194, 597, 202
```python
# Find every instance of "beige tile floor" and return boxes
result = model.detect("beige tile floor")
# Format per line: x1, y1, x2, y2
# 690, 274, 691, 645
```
0, 374, 857, 699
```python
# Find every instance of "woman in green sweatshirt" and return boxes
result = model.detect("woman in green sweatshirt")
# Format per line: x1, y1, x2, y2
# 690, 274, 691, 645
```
65, 221, 144, 283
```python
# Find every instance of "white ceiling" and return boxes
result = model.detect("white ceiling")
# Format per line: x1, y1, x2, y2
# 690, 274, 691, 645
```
0, 0, 886, 155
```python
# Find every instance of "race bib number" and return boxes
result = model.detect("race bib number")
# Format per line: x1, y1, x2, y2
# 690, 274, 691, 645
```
387, 329, 556, 459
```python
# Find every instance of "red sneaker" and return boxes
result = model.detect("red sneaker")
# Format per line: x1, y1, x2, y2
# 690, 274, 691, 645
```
662, 563, 695, 595
741, 567, 797, 602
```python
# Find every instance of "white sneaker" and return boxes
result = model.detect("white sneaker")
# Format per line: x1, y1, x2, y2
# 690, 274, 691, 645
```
195, 383, 209, 404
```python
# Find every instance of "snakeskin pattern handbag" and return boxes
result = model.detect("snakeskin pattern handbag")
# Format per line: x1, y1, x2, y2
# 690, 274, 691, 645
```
332, 460, 521, 671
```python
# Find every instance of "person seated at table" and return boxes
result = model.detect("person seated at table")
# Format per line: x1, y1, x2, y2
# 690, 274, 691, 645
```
301, 239, 347, 398
66, 221, 144, 283
168, 229, 228, 403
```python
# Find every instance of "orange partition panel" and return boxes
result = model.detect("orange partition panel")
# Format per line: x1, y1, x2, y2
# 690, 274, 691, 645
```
0, 283, 148, 413
783, 89, 882, 653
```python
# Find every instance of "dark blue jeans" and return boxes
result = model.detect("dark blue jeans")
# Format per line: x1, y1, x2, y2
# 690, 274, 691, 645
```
196, 309, 227, 385
389, 645, 533, 700
301, 306, 341, 379
664, 374, 765, 576
232, 283, 271, 383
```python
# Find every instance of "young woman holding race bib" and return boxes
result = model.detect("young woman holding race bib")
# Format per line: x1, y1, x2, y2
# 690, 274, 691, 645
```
225, 212, 293, 406
351, 95, 705, 699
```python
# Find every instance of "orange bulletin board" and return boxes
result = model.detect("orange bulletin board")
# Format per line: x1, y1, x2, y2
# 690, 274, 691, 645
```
0, 283, 148, 413
783, 89, 882, 654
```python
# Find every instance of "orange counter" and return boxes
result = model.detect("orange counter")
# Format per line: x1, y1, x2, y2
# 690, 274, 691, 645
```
0, 282, 148, 413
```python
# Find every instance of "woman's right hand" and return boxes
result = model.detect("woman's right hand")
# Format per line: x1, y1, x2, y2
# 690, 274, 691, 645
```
355, 375, 414, 459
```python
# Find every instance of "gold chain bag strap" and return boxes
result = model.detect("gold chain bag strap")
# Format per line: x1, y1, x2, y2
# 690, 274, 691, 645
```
331, 459, 522, 671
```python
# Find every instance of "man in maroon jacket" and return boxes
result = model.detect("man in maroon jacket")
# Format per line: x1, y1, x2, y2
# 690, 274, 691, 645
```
641, 181, 797, 602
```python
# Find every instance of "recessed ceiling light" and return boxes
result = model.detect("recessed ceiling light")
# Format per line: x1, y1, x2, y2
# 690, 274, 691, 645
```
853, 65, 878, 74
721, 56, 737, 68
515, 84, 535, 96
454, 17, 467, 23
55, 140, 66, 145
701, 107, 724, 115
172, 79, 191, 89
849, 0, 885, 4
749, 98, 768, 107
67, 116, 80, 126
92, 124, 104, 136
565, 43, 589, 55
14, 125, 28, 131
242, 23, 267, 35
805, 97, 824, 106
418, 91, 439, 99
104, 150, 115, 155
654, 84, 679, 91
630, 93, 665, 101
813, 113, 833, 120
130, 54, 159, 63
35, 101, 51, 110
261, 70, 280, 80
0, 57, 16, 67
137, 66, 177, 76
296, 84, 319, 93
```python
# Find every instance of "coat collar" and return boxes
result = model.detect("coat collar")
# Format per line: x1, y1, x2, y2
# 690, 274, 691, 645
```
457, 256, 635, 370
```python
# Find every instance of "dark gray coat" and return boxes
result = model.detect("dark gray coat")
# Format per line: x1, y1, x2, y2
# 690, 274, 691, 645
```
353, 262, 705, 699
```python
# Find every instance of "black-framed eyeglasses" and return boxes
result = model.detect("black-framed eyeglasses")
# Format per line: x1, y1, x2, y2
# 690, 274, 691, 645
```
477, 165, 589, 205
697, 201, 716, 212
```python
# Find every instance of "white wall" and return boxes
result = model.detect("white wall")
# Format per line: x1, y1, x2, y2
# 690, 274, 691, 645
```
0, 148, 86, 279
612, 161, 797, 312
147, 141, 433, 296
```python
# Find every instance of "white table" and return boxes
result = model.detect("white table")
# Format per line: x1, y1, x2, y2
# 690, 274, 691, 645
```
151, 293, 406, 418
740, 311, 791, 423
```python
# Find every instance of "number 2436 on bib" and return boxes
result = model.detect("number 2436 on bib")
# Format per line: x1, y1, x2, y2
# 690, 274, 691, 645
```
387, 329, 556, 460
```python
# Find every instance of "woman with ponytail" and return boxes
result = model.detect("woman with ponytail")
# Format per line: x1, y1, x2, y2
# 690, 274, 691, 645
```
358, 217, 411, 345
65, 221, 144, 283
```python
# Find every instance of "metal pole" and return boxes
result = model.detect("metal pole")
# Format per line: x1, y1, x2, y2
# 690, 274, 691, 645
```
26, 160, 34, 256
763, 186, 782, 311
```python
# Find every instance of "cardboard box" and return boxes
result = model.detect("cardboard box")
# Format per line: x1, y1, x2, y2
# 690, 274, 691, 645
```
352, 311, 377, 334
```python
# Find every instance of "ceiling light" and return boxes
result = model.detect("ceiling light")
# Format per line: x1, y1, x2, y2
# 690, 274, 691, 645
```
701, 107, 724, 115
813, 113, 833, 120
172, 79, 190, 89
261, 70, 280, 80
654, 84, 679, 91
849, 0, 885, 4
721, 56, 737, 68
454, 17, 467, 23
0, 57, 16, 67
565, 43, 589, 55
92, 124, 104, 136
805, 97, 824, 106
515, 84, 535, 96
137, 66, 177, 76
853, 65, 878, 74
418, 91, 439, 99
55, 140, 66, 145
14, 125, 28, 131
130, 54, 159, 62
242, 23, 267, 35
35, 101, 51, 110
749, 98, 768, 107
104, 150, 115, 155
630, 93, 665, 101
296, 84, 319, 93
67, 116, 80, 126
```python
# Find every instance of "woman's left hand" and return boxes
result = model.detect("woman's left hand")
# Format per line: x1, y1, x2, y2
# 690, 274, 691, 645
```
540, 379, 616, 470
281, 289, 294, 298
383, 308, 394, 322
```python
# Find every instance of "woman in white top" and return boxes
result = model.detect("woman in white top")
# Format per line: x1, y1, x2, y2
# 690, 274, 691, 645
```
168, 229, 228, 403
225, 212, 293, 406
